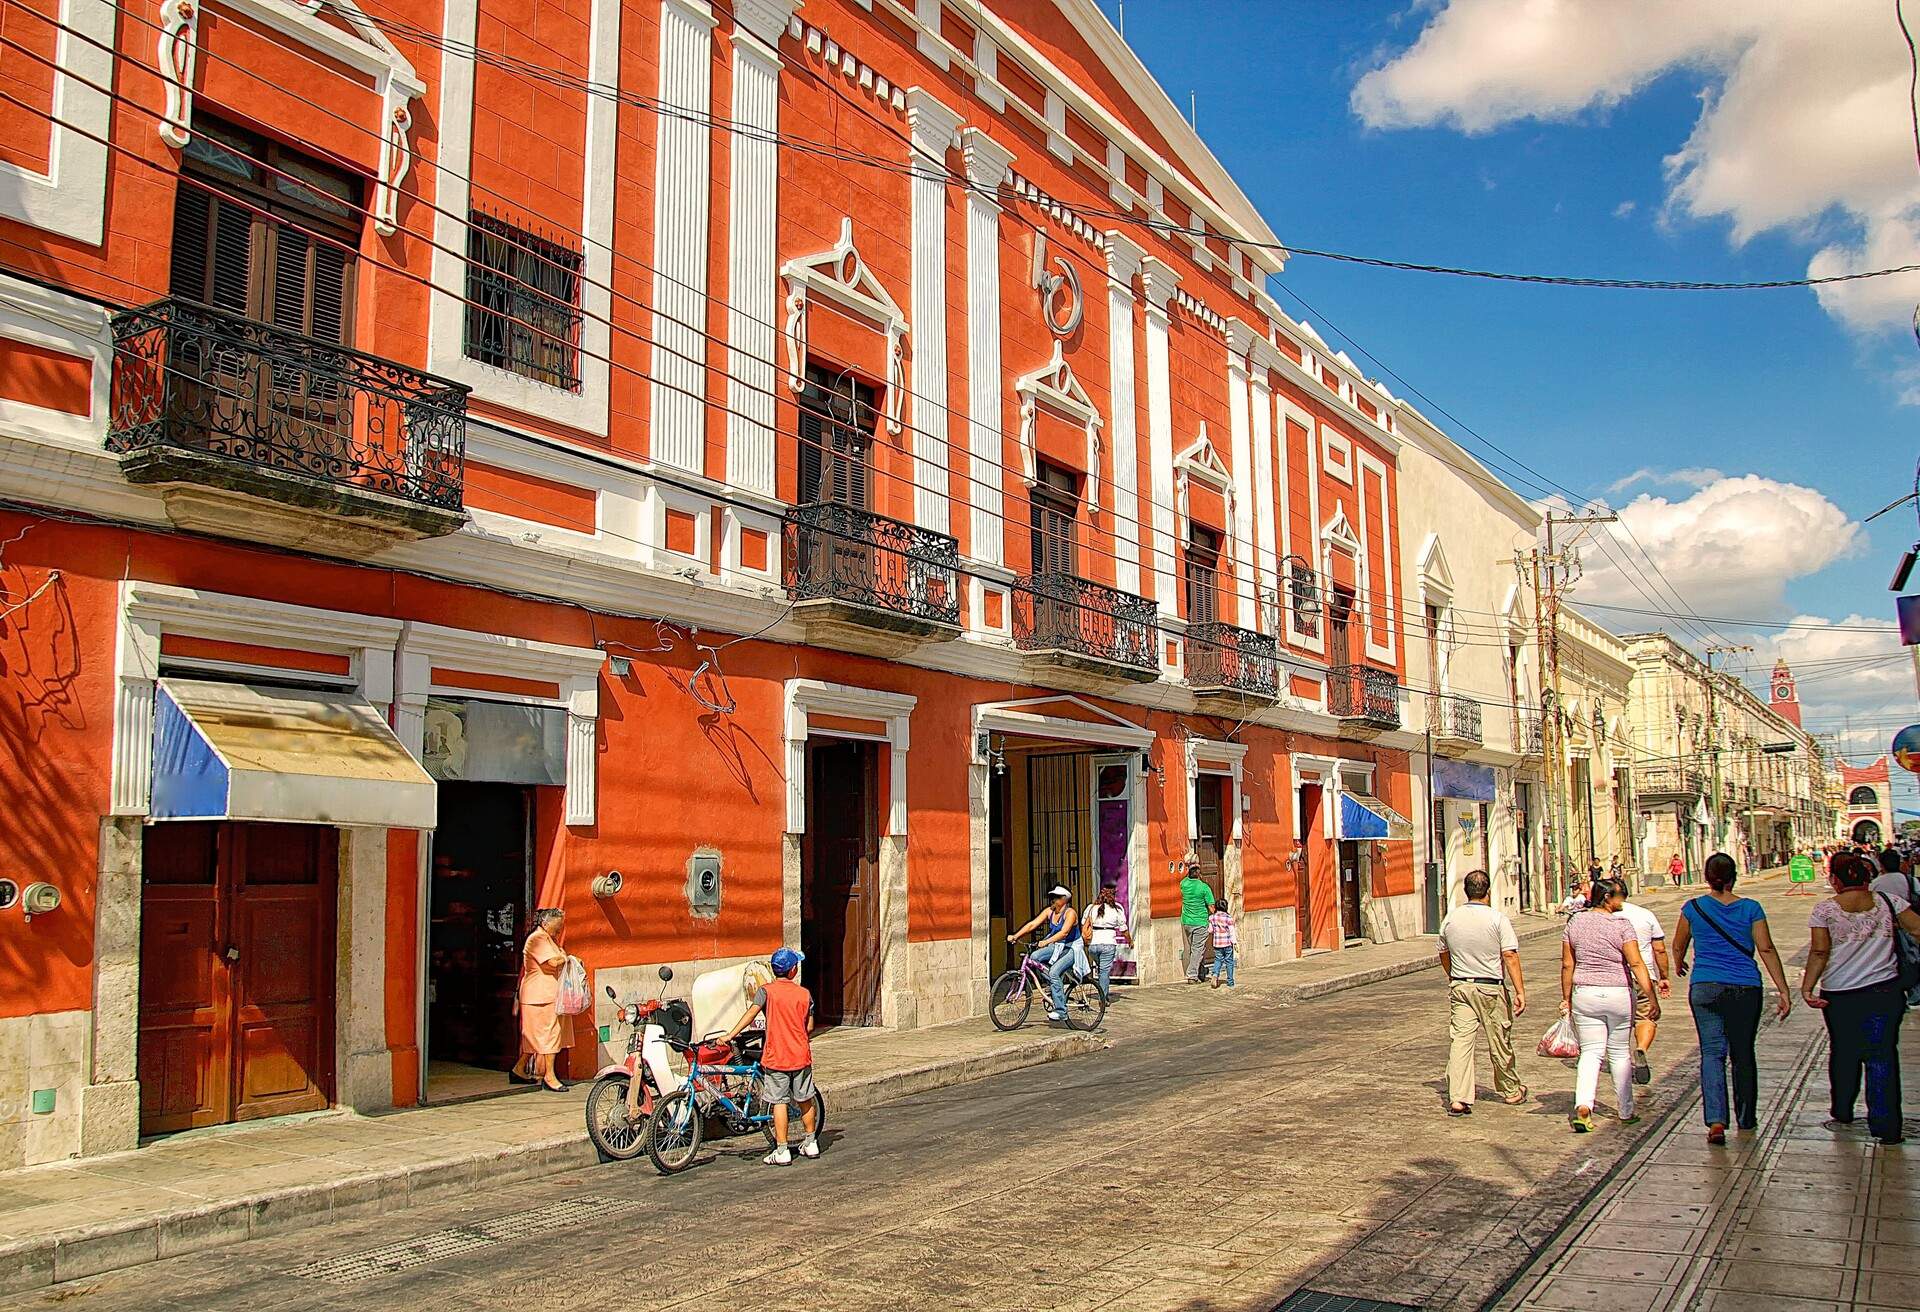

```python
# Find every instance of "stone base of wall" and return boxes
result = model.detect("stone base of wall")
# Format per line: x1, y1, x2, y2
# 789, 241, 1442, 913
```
1238, 906, 1300, 970
1367, 892, 1422, 943
903, 936, 981, 1028
0, 1010, 91, 1170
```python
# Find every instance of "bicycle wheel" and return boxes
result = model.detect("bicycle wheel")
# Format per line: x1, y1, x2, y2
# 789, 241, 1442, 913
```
988, 970, 1033, 1031
646, 1088, 703, 1174
760, 1087, 829, 1147
1061, 976, 1106, 1031
584, 1072, 650, 1161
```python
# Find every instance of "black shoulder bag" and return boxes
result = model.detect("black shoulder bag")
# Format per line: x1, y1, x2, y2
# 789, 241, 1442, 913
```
1688, 898, 1755, 962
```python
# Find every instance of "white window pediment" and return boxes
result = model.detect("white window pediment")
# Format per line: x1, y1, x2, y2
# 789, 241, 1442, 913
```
780, 217, 909, 433
1174, 424, 1233, 537
1322, 505, 1361, 556
157, 0, 426, 234
1416, 533, 1453, 605
1015, 341, 1103, 509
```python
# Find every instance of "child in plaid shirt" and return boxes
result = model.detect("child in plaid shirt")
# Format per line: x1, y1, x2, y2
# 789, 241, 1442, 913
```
1208, 900, 1238, 989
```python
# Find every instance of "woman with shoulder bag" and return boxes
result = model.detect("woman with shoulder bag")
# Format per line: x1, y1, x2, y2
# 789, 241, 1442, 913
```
1560, 877, 1661, 1132
1669, 853, 1792, 1145
1801, 851, 1920, 1146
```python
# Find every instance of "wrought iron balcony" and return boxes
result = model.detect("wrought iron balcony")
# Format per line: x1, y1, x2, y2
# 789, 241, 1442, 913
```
1328, 663, 1400, 736
107, 298, 468, 555
1636, 765, 1705, 799
1186, 621, 1278, 703
1516, 711, 1544, 757
782, 501, 961, 654
1433, 692, 1483, 755
1012, 572, 1159, 687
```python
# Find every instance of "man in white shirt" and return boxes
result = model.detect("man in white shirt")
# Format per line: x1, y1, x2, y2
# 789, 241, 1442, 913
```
1437, 869, 1527, 1115
1615, 898, 1670, 1085
1080, 883, 1129, 1005
1869, 849, 1918, 911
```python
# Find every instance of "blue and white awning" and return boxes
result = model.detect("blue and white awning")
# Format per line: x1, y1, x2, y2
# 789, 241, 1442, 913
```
151, 678, 436, 828
1338, 792, 1413, 842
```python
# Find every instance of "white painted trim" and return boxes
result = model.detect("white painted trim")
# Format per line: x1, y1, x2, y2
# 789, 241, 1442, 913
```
0, 0, 113, 244
781, 217, 910, 433
1140, 257, 1181, 616
1104, 231, 1144, 594
0, 277, 109, 447
1013, 340, 1104, 510
971, 694, 1154, 755
722, 14, 787, 495
1358, 449, 1399, 664
785, 679, 916, 835
961, 127, 1013, 566
905, 86, 963, 533
1415, 532, 1453, 606
1185, 737, 1248, 847
648, 0, 718, 476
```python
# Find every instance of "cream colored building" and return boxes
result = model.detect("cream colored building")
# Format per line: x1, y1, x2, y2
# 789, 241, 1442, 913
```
1548, 606, 1635, 893
1391, 403, 1544, 923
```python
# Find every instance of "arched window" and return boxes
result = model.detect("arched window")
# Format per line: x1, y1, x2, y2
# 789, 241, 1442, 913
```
1848, 786, 1878, 807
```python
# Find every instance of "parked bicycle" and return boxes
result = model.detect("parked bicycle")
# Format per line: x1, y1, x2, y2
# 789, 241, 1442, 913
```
583, 966, 689, 1161
645, 1034, 828, 1174
989, 943, 1106, 1032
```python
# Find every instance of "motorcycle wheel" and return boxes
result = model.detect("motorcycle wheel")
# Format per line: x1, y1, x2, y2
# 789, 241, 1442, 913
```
760, 1087, 828, 1148
584, 1072, 650, 1161
647, 1088, 703, 1175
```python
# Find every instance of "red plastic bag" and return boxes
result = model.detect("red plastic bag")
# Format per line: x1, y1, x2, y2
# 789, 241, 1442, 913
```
1537, 1015, 1579, 1059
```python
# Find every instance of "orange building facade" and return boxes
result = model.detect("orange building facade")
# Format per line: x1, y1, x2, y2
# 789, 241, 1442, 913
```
0, 0, 1425, 1165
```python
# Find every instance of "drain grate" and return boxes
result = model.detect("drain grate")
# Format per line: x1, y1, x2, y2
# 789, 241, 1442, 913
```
1271, 1294, 1424, 1312
289, 1196, 644, 1285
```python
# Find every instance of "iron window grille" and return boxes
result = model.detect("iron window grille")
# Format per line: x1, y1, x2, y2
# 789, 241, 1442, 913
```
1289, 558, 1321, 638
464, 209, 584, 391
1440, 693, 1483, 742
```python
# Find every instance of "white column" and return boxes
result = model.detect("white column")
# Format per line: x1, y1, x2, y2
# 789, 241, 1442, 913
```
905, 87, 963, 533
1139, 257, 1181, 613
649, 0, 717, 475
960, 128, 1013, 566
1249, 366, 1279, 632
1224, 327, 1256, 629
1105, 232, 1145, 595
722, 2, 796, 493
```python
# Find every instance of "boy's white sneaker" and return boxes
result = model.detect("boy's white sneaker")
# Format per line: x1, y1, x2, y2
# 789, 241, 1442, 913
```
799, 1138, 820, 1159
764, 1145, 792, 1166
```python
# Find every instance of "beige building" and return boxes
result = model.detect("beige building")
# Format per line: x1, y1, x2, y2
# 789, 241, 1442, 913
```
1391, 404, 1543, 923
1546, 606, 1636, 893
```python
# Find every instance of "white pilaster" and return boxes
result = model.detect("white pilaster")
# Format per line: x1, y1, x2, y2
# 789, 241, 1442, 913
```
649, 0, 718, 475
906, 87, 963, 533
960, 128, 1013, 566
1105, 231, 1145, 594
1249, 367, 1279, 631
1224, 324, 1257, 629
722, 4, 794, 493
1139, 257, 1181, 613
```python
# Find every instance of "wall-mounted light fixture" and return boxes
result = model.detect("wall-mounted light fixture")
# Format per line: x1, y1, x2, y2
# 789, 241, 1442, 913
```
591, 869, 624, 899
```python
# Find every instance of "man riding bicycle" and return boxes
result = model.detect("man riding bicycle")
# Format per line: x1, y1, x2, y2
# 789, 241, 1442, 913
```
1008, 884, 1079, 1023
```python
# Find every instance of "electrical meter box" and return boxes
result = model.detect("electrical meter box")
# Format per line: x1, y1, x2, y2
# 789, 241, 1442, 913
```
687, 850, 722, 916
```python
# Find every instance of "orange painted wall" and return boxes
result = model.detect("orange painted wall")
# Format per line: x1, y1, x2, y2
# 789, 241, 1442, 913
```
0, 0, 58, 173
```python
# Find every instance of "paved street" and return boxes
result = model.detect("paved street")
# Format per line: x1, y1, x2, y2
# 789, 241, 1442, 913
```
0, 880, 1858, 1312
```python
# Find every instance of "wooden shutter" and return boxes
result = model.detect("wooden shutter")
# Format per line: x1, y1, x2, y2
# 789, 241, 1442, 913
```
170, 187, 258, 315
798, 405, 825, 504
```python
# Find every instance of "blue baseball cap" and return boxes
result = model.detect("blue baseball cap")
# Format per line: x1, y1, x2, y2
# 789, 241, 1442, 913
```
770, 948, 804, 976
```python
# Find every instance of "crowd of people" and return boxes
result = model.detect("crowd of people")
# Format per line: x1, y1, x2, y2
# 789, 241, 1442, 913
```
1441, 841, 1920, 1146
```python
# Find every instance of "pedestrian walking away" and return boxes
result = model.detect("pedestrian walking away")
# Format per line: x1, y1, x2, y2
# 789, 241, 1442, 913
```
514, 908, 572, 1092
1008, 884, 1079, 1022
1438, 868, 1528, 1115
1560, 877, 1659, 1132
1669, 852, 1792, 1144
1801, 850, 1920, 1146
1614, 895, 1670, 1086
712, 948, 820, 1165
1179, 861, 1214, 982
1081, 883, 1129, 1004
1208, 900, 1238, 989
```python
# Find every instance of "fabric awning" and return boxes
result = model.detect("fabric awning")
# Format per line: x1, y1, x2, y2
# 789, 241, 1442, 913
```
1338, 792, 1413, 841
151, 678, 436, 828
1433, 759, 1497, 803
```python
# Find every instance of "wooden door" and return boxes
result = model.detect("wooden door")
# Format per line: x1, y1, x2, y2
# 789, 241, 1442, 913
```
1338, 842, 1364, 942
1194, 773, 1227, 899
1298, 785, 1340, 953
803, 740, 880, 1026
139, 822, 335, 1135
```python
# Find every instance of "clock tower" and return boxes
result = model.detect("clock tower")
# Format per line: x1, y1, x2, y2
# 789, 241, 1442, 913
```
1769, 659, 1802, 728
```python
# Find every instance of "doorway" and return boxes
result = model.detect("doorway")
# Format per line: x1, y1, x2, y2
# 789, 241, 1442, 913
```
803, 738, 882, 1027
427, 782, 533, 1101
1338, 841, 1365, 943
1194, 774, 1227, 899
1297, 782, 1338, 953
138, 822, 337, 1135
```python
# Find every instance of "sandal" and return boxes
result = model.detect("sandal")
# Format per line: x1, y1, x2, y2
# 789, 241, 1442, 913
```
1447, 1102, 1472, 1116
1501, 1087, 1529, 1105
1707, 1122, 1727, 1145
1570, 1109, 1594, 1133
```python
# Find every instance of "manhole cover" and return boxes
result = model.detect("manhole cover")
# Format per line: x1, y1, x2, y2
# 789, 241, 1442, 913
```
1272, 1294, 1424, 1312
289, 1196, 643, 1284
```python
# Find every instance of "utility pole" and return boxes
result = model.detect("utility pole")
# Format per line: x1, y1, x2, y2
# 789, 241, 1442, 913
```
1704, 642, 1753, 863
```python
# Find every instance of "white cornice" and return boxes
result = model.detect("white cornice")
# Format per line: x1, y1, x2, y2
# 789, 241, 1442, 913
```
958, 125, 1015, 189
730, 0, 797, 46
1104, 229, 1146, 287
904, 85, 963, 153
1138, 255, 1182, 311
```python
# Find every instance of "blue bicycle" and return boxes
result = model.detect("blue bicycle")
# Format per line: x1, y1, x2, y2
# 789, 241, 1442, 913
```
645, 1036, 828, 1174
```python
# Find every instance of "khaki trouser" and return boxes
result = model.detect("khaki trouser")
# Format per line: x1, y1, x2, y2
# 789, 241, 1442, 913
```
1448, 981, 1521, 1106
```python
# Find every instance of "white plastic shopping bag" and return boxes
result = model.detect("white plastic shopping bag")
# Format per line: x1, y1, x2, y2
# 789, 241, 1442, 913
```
556, 955, 591, 1016
1537, 1015, 1579, 1059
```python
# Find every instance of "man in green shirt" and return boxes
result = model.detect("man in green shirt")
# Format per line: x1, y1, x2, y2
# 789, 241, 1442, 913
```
1180, 861, 1214, 983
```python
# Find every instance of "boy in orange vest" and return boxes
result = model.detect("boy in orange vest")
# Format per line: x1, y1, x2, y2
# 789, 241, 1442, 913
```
715, 947, 818, 1165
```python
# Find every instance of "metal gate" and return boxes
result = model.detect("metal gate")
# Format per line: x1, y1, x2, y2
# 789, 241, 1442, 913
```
1027, 752, 1091, 907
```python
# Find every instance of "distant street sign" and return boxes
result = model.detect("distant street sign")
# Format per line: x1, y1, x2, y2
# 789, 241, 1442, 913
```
1760, 741, 1795, 755
1789, 854, 1816, 884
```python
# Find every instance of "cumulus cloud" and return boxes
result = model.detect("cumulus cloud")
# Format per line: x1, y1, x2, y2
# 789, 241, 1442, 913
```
1757, 614, 1915, 761
1605, 466, 1724, 495
1351, 1, 1920, 336
1561, 474, 1865, 616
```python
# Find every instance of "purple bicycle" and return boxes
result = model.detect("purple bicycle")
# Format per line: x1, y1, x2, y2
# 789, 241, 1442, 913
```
989, 942, 1105, 1031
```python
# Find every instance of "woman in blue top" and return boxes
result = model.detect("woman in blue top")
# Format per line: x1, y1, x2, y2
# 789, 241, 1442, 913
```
1670, 852, 1793, 1143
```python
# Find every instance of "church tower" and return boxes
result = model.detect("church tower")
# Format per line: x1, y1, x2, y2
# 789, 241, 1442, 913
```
1769, 659, 1802, 728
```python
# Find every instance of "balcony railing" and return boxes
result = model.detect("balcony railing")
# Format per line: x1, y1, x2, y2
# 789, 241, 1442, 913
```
1012, 572, 1157, 675
1637, 765, 1704, 797
108, 298, 468, 514
1186, 621, 1279, 700
782, 501, 961, 628
1516, 711, 1544, 756
1328, 664, 1400, 728
1437, 693, 1483, 745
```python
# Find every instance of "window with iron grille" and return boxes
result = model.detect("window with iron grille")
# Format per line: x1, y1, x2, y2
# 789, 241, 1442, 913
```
1289, 558, 1320, 638
463, 210, 583, 390
796, 365, 875, 506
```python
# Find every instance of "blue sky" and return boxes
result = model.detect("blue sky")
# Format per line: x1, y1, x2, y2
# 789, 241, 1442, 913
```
1094, 0, 1920, 803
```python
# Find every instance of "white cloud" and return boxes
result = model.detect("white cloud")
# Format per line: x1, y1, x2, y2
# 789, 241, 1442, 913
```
1351, 1, 1920, 336
1613, 200, 1637, 219
1604, 466, 1724, 495
1565, 474, 1865, 616
1757, 615, 1916, 761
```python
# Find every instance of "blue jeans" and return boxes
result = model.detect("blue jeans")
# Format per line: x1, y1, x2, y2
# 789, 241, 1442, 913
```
1691, 981, 1761, 1129
1033, 942, 1074, 1016
1087, 944, 1118, 1002
1211, 945, 1236, 986
1822, 980, 1907, 1140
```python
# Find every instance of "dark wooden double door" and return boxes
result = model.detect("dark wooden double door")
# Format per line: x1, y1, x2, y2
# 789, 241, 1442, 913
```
803, 740, 882, 1027
139, 822, 336, 1135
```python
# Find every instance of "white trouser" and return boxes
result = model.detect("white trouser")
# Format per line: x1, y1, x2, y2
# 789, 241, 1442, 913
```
1572, 985, 1635, 1117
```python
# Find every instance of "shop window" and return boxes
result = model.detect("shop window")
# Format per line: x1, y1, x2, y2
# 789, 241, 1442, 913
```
464, 208, 584, 391
1030, 461, 1079, 575
796, 365, 876, 507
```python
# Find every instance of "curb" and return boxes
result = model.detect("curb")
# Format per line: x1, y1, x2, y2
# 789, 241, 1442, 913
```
0, 1028, 1100, 1295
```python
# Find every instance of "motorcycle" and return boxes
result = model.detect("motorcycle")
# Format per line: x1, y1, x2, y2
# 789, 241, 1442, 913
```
584, 964, 691, 1161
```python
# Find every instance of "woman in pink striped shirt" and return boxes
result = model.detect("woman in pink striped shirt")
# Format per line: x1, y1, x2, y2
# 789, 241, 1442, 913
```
1560, 878, 1660, 1132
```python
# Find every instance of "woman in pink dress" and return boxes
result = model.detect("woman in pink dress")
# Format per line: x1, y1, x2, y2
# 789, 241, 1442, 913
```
516, 907, 571, 1092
